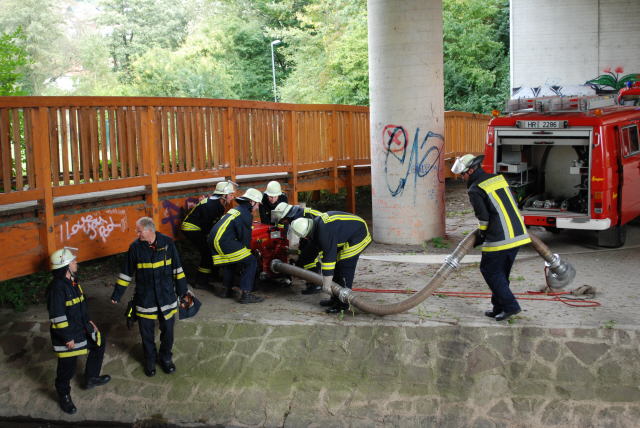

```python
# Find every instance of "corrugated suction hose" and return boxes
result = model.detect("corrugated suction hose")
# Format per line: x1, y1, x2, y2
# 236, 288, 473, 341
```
271, 229, 575, 316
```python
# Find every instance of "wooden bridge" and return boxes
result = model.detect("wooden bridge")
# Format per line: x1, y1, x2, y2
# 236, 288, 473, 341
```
0, 96, 489, 280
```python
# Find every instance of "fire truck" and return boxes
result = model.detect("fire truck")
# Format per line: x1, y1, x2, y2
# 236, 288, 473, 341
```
484, 93, 640, 247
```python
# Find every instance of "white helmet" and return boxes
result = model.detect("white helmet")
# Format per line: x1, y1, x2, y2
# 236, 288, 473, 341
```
50, 247, 78, 270
291, 218, 314, 238
265, 180, 282, 197
451, 154, 484, 175
271, 202, 292, 223
238, 188, 263, 204
213, 181, 235, 195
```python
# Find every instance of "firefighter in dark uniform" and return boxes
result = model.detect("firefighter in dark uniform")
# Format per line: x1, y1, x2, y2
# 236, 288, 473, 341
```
209, 188, 265, 304
47, 247, 110, 414
291, 212, 372, 313
180, 181, 235, 288
452, 154, 532, 321
111, 217, 188, 377
259, 180, 288, 224
271, 202, 325, 294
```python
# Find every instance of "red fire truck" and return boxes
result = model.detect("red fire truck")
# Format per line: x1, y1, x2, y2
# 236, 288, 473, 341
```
484, 94, 640, 247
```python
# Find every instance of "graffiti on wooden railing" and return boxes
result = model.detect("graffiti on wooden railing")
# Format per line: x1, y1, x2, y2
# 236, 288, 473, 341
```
382, 124, 444, 198
162, 197, 200, 236
59, 210, 127, 243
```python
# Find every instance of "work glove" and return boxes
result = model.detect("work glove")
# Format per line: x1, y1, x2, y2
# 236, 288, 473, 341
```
473, 230, 486, 248
322, 276, 334, 294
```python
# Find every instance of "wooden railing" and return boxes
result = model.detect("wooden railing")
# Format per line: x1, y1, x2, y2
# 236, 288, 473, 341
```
0, 96, 489, 280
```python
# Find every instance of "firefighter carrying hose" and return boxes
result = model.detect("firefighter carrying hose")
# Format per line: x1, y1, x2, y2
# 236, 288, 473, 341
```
180, 181, 236, 289
290, 212, 372, 313
452, 154, 532, 321
209, 188, 265, 304
271, 202, 325, 294
259, 180, 288, 224
47, 247, 110, 414
111, 217, 188, 377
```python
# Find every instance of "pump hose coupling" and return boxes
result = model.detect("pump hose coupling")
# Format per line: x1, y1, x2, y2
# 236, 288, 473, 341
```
544, 253, 576, 289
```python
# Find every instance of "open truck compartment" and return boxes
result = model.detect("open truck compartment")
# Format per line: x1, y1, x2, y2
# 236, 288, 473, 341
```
493, 128, 592, 219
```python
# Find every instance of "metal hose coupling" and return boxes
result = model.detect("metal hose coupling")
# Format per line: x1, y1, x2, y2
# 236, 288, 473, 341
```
544, 253, 576, 289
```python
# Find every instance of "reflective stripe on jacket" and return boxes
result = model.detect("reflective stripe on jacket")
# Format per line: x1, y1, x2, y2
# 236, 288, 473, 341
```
111, 232, 187, 320
47, 277, 91, 358
467, 169, 531, 252
180, 196, 225, 234
299, 211, 371, 276
209, 201, 253, 265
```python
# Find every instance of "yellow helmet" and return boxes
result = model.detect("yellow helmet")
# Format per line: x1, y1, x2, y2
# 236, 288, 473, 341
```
265, 180, 282, 197
291, 218, 314, 238
50, 247, 78, 270
213, 181, 235, 195
238, 188, 263, 204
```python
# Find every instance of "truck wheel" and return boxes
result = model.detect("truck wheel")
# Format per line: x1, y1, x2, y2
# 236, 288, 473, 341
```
598, 225, 627, 248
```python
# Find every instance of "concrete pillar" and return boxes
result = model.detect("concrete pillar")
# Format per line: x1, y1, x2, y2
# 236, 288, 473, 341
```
368, 0, 445, 245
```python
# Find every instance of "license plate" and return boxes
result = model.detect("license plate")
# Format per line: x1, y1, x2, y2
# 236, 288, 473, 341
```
517, 120, 567, 129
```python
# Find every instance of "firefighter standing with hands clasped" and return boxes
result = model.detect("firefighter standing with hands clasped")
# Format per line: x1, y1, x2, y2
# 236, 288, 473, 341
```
290, 212, 371, 313
451, 154, 531, 321
47, 247, 110, 414
111, 217, 188, 377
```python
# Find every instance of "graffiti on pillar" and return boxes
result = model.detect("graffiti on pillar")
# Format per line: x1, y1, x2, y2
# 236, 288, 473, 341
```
586, 67, 640, 92
382, 124, 444, 199
162, 197, 200, 236
59, 209, 127, 243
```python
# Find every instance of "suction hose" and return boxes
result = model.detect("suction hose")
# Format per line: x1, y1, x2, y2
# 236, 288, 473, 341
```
528, 233, 576, 289
271, 229, 576, 316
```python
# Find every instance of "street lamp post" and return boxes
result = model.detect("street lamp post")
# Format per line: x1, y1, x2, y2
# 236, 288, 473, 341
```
270, 39, 281, 102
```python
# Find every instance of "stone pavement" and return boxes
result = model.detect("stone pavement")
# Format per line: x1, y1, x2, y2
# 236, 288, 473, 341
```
0, 223, 639, 427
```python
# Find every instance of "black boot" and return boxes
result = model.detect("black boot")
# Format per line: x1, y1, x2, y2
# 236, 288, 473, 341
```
301, 283, 323, 295
239, 291, 264, 304
192, 271, 209, 289
84, 374, 111, 389
58, 394, 77, 414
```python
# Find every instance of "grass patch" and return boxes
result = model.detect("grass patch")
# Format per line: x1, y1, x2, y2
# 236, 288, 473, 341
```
0, 271, 50, 312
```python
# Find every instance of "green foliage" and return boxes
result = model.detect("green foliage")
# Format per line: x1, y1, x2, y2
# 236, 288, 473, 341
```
279, 0, 369, 105
0, 28, 29, 95
602, 320, 616, 329
443, 0, 510, 113
426, 237, 450, 249
98, 0, 194, 83
0, 0, 511, 111
0, 271, 49, 312
0, 0, 70, 95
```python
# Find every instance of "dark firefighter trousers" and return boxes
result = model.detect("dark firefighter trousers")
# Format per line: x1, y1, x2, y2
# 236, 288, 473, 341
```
326, 255, 359, 308
55, 336, 106, 396
183, 230, 215, 278
479, 247, 521, 314
221, 254, 258, 293
138, 313, 175, 367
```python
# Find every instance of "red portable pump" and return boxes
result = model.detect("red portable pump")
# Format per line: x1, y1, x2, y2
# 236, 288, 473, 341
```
250, 222, 291, 281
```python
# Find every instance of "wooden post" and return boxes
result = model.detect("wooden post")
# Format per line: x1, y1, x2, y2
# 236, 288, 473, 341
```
223, 107, 237, 184
330, 110, 339, 194
32, 107, 56, 262
345, 111, 356, 213
286, 110, 298, 204
141, 107, 160, 225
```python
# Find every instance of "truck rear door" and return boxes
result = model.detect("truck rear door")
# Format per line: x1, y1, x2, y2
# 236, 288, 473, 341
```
619, 123, 640, 224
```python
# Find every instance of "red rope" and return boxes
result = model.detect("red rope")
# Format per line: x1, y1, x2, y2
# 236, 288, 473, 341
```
351, 287, 600, 307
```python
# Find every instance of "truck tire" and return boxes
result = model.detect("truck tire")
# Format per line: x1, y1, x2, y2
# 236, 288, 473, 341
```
598, 225, 627, 248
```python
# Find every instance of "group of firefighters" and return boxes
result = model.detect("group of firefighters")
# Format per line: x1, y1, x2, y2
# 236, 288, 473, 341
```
46, 153, 530, 415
